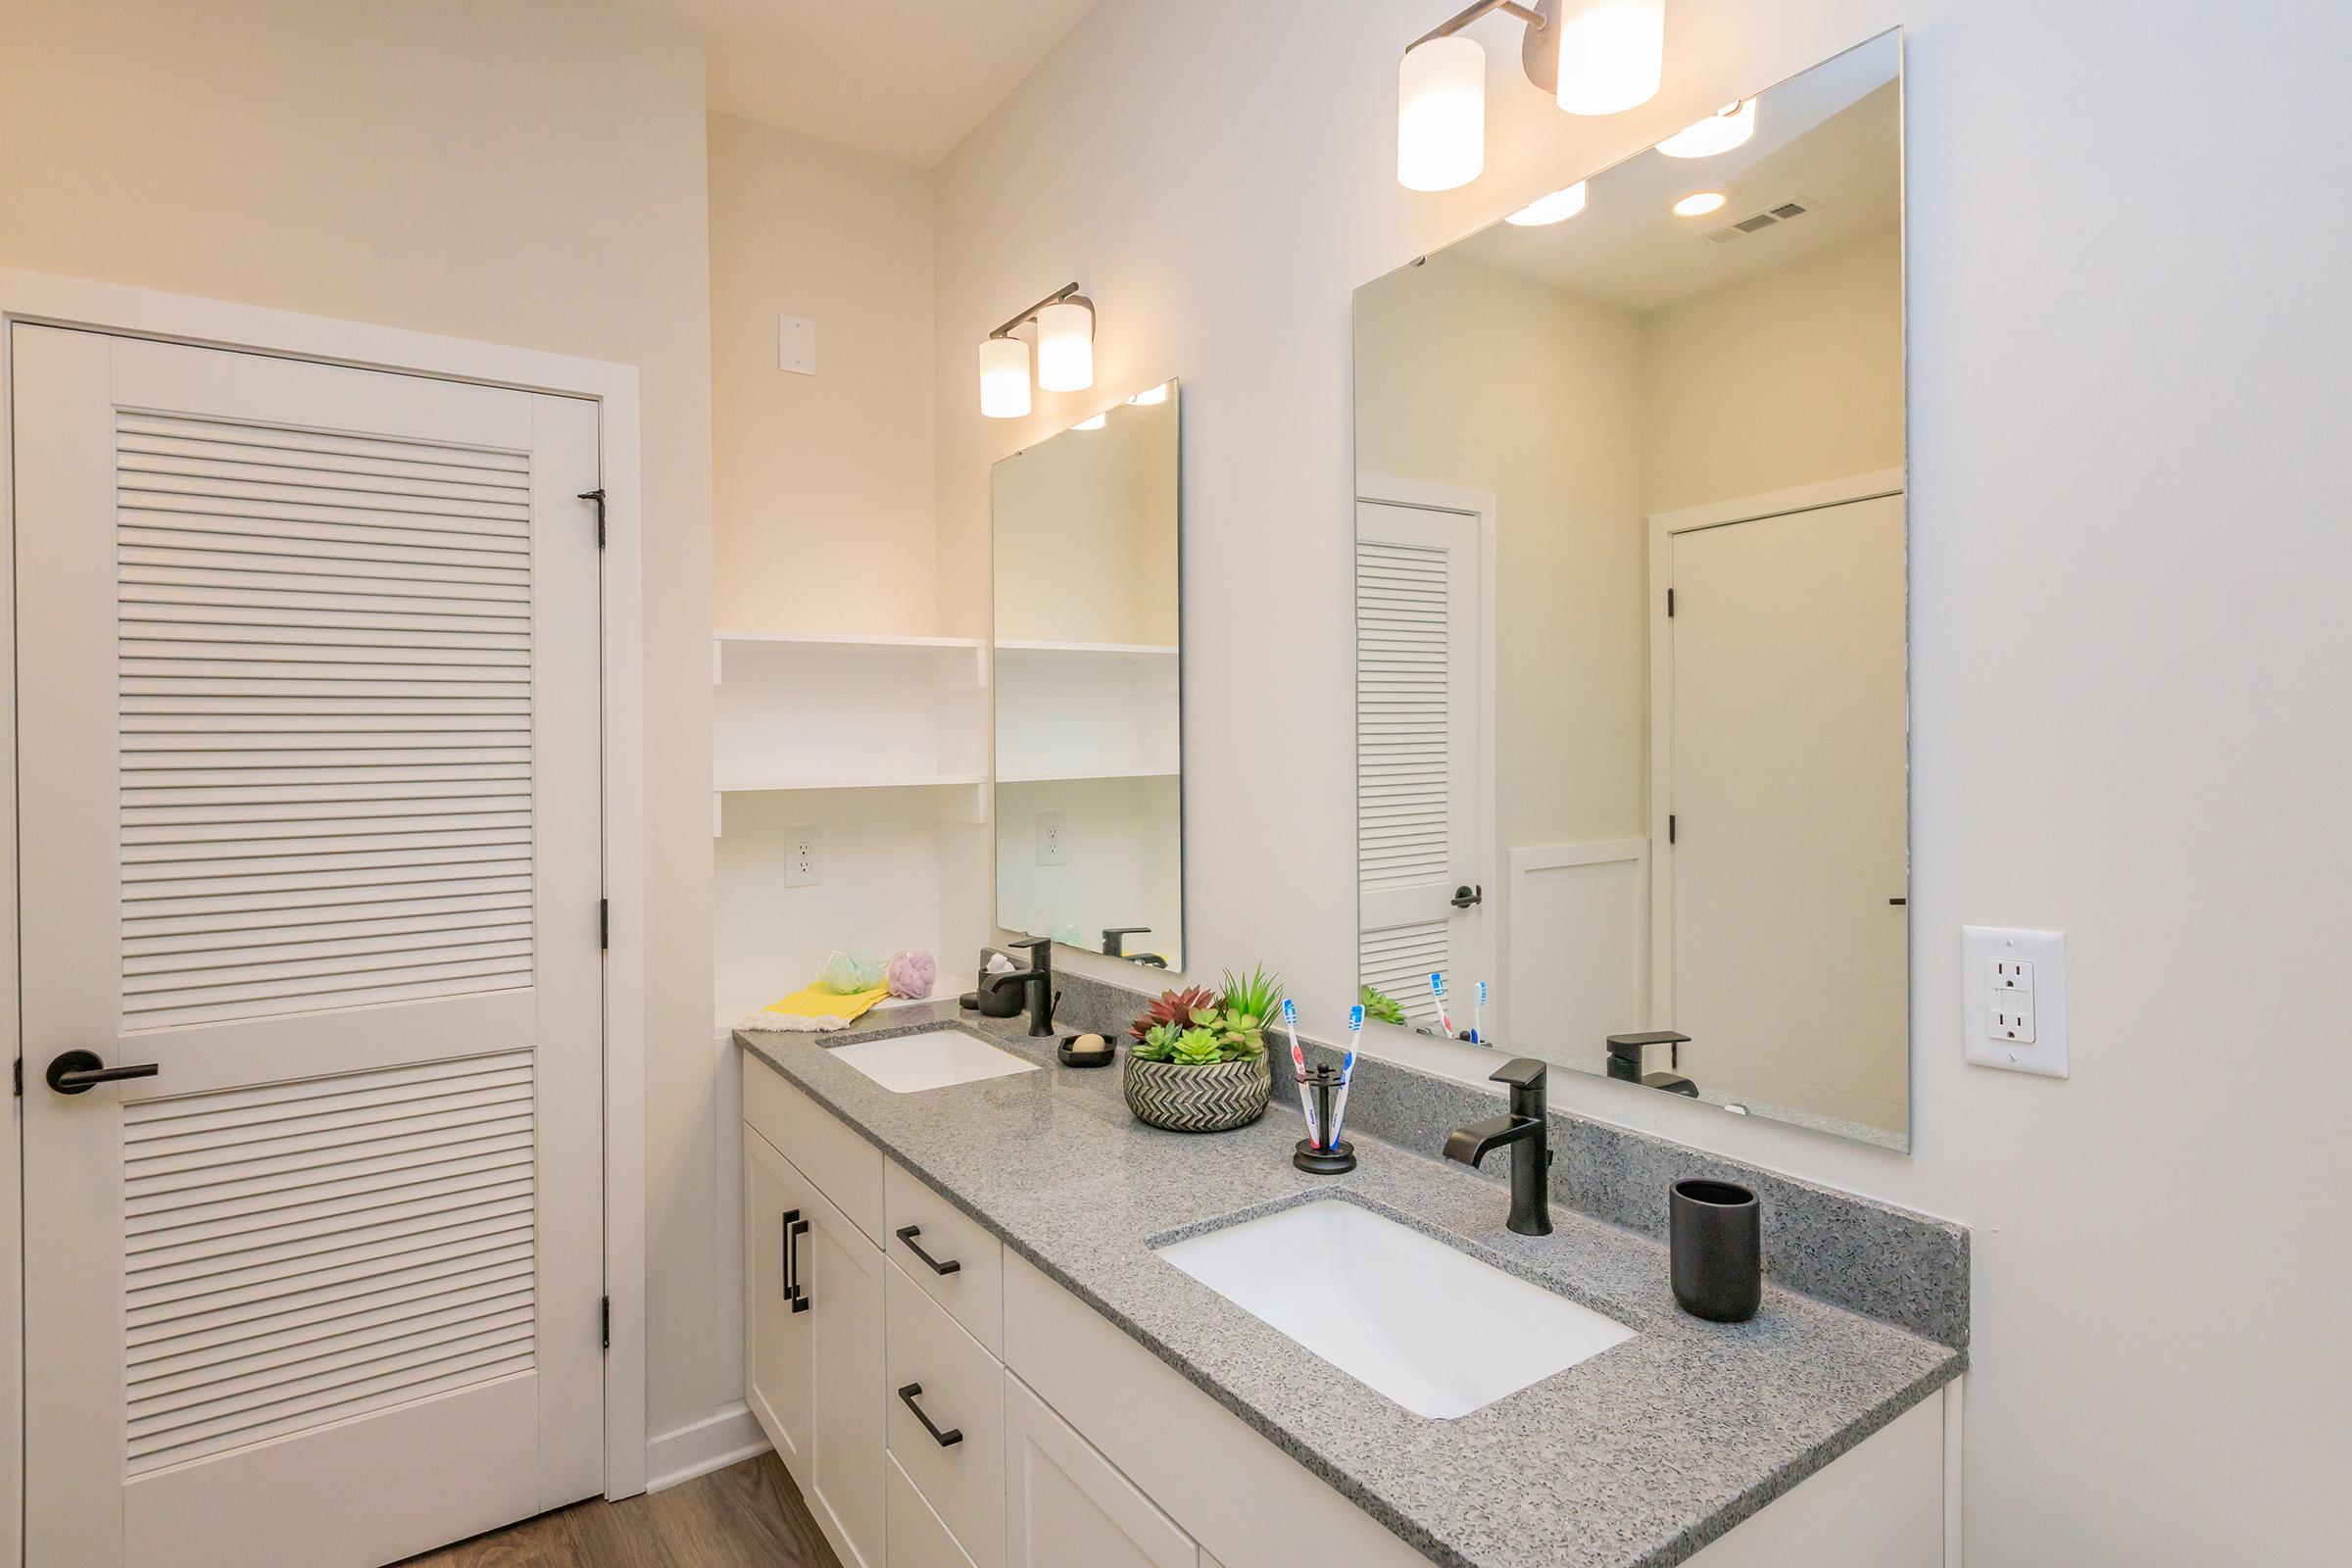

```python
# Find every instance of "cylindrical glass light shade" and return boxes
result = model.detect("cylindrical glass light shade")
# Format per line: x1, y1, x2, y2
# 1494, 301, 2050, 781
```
979, 336, 1032, 419
1036, 300, 1095, 392
1554, 0, 1665, 117
1506, 180, 1589, 226
1657, 99, 1755, 158
1397, 37, 1486, 192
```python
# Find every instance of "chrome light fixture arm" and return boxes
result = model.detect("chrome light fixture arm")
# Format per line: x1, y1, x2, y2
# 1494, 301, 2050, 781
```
1410, 0, 1561, 95
988, 281, 1093, 344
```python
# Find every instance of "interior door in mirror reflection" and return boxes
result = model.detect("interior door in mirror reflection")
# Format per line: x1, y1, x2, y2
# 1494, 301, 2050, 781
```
1660, 492, 1908, 1134
1355, 495, 1485, 1033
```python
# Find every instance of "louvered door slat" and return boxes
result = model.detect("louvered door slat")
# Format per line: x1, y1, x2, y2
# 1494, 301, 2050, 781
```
1356, 537, 1452, 891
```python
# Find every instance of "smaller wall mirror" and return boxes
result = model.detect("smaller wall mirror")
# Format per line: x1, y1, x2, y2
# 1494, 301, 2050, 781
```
993, 384, 1184, 968
1352, 35, 1906, 1148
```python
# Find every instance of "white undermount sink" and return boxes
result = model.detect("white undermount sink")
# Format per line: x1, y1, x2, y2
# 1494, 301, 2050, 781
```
829, 1029, 1039, 1094
1154, 1198, 1635, 1419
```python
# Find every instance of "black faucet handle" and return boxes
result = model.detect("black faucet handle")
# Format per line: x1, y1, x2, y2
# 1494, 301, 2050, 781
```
1490, 1056, 1548, 1092
1007, 935, 1051, 954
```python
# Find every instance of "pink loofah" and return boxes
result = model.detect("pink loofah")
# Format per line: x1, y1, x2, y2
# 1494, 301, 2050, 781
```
885, 949, 936, 1000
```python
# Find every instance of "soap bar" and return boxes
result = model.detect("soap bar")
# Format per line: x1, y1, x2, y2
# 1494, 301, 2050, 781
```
1069, 1033, 1109, 1055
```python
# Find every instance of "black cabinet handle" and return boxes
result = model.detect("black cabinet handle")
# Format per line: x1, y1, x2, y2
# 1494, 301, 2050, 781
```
785, 1214, 810, 1314
1888, 898, 1908, 906
894, 1225, 962, 1276
46, 1051, 159, 1096
897, 1383, 962, 1447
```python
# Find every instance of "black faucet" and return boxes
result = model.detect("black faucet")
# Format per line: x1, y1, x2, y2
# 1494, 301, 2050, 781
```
1443, 1057, 1553, 1236
986, 936, 1059, 1037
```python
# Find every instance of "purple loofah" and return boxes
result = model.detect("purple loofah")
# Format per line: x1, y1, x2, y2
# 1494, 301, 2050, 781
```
885, 949, 936, 1000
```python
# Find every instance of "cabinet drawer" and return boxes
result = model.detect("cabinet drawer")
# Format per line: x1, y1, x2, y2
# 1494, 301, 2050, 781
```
888, 1451, 979, 1568
745, 1053, 884, 1247
886, 1159, 1004, 1354
888, 1258, 1005, 1568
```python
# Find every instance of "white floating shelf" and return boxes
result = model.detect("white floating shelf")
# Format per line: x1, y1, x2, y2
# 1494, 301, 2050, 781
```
716, 773, 987, 794
997, 766, 1178, 784
714, 629, 985, 654
994, 639, 1178, 660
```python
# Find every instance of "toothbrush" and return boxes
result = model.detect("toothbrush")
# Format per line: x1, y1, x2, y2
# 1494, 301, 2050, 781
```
1282, 999, 1318, 1148
1328, 1004, 1363, 1150
1429, 972, 1454, 1038
1473, 980, 1486, 1047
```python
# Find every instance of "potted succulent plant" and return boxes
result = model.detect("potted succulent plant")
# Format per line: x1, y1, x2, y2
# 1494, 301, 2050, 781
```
1122, 966, 1281, 1132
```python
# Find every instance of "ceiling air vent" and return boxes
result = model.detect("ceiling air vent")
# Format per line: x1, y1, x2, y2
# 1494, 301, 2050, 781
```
1707, 194, 1820, 244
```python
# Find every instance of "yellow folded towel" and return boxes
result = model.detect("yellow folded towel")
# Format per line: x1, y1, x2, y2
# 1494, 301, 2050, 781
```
738, 983, 892, 1033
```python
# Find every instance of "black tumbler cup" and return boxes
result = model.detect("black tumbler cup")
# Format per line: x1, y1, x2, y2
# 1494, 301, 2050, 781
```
1670, 1179, 1762, 1322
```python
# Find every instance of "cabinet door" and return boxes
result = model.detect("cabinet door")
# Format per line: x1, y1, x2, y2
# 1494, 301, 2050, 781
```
746, 1127, 814, 1482
1005, 1375, 1196, 1568
806, 1180, 889, 1568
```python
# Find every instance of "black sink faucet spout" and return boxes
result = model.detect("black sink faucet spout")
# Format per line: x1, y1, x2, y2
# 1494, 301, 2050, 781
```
987, 936, 1059, 1037
1443, 1057, 1553, 1236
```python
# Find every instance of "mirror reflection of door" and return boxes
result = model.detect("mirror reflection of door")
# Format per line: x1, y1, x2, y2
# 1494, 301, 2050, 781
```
1354, 489, 1489, 1033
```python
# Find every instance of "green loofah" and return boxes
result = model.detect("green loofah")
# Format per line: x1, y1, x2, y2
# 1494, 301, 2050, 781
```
819, 948, 884, 994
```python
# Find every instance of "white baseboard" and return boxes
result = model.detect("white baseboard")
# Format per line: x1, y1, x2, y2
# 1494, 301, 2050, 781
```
643, 1400, 770, 1494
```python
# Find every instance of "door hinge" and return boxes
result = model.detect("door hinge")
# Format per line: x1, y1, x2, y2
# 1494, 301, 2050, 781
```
578, 487, 608, 549
600, 1295, 611, 1350
12, 1058, 20, 1097
1667, 588, 1676, 617
599, 899, 610, 952
1669, 813, 1678, 845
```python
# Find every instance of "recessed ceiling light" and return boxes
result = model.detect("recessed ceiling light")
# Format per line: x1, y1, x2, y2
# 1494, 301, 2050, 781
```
1505, 180, 1590, 227
1657, 99, 1756, 159
1672, 190, 1729, 218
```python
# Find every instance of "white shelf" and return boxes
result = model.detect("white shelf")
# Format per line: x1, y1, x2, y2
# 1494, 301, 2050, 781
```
995, 639, 1178, 660
717, 773, 986, 794
715, 629, 985, 654
998, 766, 1178, 784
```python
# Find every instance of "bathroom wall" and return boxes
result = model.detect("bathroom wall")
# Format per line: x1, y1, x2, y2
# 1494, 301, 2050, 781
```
932, 1, 2352, 1560
0, 0, 724, 1455
709, 114, 939, 635
1641, 227, 1904, 512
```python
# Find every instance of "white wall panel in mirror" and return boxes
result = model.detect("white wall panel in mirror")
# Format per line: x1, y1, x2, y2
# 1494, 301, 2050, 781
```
994, 386, 1183, 969
1353, 35, 1907, 1149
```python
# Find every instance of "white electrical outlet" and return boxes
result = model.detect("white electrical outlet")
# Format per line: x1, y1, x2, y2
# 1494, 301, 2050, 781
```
785, 829, 821, 888
778, 314, 816, 375
1036, 813, 1066, 867
1963, 926, 2066, 1077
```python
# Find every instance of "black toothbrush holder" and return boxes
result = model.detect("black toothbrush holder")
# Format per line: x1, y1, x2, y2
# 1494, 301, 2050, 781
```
1670, 1179, 1762, 1322
1292, 1064, 1356, 1174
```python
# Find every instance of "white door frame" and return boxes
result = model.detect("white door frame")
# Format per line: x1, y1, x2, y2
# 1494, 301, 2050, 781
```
1353, 473, 1498, 1026
1645, 468, 1905, 1023
0, 269, 653, 1548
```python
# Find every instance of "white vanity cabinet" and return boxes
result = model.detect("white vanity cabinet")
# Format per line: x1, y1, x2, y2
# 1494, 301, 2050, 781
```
741, 1054, 1947, 1568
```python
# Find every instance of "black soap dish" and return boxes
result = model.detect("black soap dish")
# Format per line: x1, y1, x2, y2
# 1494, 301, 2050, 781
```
1056, 1034, 1117, 1069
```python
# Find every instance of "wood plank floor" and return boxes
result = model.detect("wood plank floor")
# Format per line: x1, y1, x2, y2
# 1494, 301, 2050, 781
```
395, 1453, 843, 1568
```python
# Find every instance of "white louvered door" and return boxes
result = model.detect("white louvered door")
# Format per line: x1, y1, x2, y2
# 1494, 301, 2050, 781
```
15, 326, 605, 1568
1354, 499, 1480, 1031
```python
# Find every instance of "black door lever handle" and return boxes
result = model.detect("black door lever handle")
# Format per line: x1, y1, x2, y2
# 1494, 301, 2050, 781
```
46, 1051, 160, 1096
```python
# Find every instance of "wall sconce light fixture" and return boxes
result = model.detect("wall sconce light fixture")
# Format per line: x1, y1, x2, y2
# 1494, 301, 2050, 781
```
1397, 0, 1667, 192
981, 282, 1095, 418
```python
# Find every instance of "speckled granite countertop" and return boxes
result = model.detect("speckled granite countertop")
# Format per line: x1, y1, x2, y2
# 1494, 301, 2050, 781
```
738, 1005, 1962, 1568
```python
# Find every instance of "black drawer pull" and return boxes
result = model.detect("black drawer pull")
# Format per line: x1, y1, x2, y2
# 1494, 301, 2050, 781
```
785, 1213, 810, 1314
897, 1383, 962, 1447
894, 1224, 962, 1276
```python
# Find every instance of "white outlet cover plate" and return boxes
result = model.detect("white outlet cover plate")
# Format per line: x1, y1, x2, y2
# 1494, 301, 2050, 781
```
1962, 925, 2068, 1077
778, 314, 816, 375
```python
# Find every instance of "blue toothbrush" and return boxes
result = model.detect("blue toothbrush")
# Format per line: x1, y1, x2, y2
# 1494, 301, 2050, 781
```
1328, 1004, 1363, 1150
1473, 980, 1487, 1046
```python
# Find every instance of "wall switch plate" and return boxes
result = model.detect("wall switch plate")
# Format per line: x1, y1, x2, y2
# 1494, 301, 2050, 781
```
1035, 813, 1066, 867
1963, 926, 2067, 1077
785, 829, 821, 888
778, 315, 815, 375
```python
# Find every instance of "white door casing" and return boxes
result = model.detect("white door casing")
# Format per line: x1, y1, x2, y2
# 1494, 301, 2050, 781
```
1648, 475, 1908, 1135
15, 326, 606, 1567
1354, 482, 1494, 1034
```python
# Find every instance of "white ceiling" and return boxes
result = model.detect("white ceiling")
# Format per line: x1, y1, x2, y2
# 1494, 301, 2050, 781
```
1447, 43, 1899, 314
625, 0, 1101, 169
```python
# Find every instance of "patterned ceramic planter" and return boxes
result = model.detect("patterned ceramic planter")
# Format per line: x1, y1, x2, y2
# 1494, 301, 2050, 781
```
1123, 1053, 1271, 1133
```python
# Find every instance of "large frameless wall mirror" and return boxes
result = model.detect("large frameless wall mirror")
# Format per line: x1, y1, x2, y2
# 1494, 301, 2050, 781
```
993, 384, 1184, 968
1352, 34, 1908, 1148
